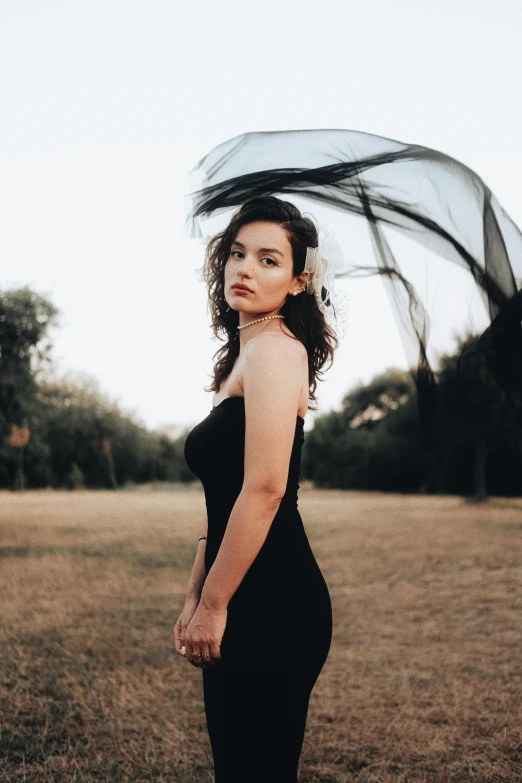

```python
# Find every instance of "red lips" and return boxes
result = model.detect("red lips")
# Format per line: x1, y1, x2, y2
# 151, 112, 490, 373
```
232, 284, 253, 293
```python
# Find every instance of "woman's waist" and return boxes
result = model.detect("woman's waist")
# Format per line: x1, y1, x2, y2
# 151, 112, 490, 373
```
226, 554, 331, 616
204, 521, 322, 583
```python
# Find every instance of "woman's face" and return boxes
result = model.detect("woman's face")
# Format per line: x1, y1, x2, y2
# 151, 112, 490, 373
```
224, 220, 305, 316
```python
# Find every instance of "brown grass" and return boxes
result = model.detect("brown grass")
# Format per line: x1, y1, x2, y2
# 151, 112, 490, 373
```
0, 487, 521, 782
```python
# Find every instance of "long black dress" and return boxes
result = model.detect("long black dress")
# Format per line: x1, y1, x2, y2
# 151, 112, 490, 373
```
183, 395, 333, 783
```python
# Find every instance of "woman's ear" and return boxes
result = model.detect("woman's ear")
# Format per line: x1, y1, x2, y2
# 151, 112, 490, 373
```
296, 269, 310, 293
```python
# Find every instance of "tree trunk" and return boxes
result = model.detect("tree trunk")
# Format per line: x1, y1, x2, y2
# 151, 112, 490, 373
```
474, 436, 487, 501
424, 448, 451, 494
15, 448, 25, 492
106, 449, 118, 489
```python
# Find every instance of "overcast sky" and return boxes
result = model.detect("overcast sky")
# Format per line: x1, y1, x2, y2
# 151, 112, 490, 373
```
1, 0, 521, 431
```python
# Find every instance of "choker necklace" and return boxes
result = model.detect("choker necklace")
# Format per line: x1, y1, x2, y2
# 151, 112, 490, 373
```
237, 314, 285, 331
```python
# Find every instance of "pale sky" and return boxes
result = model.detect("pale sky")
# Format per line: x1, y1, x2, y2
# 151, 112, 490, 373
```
1, 0, 521, 431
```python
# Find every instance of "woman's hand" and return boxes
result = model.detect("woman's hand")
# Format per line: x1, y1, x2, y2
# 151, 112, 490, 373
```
183, 600, 227, 668
174, 596, 200, 661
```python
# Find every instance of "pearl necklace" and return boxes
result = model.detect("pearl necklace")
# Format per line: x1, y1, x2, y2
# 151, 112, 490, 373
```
237, 314, 285, 331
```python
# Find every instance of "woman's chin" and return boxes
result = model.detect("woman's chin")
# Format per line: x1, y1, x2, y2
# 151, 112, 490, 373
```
231, 303, 256, 314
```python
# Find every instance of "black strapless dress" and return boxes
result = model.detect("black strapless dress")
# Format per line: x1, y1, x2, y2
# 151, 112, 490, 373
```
184, 396, 332, 783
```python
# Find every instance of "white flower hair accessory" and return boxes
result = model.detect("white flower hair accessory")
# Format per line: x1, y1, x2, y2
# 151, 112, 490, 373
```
304, 226, 349, 339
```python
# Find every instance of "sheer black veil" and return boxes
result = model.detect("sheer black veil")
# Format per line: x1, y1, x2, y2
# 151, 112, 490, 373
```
184, 129, 522, 432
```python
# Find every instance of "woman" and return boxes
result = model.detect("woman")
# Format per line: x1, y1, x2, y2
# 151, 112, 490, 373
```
174, 195, 339, 782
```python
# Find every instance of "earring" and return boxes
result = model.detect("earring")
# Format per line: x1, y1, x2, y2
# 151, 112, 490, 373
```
226, 305, 231, 311
292, 292, 298, 296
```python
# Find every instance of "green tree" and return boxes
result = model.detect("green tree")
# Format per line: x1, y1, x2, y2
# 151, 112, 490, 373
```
433, 334, 522, 500
33, 373, 194, 489
303, 369, 423, 491
303, 345, 522, 498
339, 368, 414, 429
0, 287, 58, 488
0, 286, 204, 489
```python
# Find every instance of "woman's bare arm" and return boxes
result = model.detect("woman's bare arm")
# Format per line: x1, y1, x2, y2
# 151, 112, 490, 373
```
199, 334, 306, 611
185, 516, 208, 602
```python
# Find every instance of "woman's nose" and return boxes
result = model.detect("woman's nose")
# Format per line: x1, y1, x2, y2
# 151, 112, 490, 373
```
237, 254, 255, 275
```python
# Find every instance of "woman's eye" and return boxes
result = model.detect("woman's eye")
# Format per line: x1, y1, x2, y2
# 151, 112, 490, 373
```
231, 250, 276, 266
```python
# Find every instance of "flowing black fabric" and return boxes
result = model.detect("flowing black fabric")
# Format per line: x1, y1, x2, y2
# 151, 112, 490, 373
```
184, 129, 522, 427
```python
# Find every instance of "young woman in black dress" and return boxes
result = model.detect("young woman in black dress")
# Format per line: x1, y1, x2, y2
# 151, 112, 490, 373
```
175, 127, 522, 782
174, 195, 343, 782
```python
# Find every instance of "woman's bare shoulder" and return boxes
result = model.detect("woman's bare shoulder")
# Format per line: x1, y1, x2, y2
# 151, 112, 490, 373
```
244, 329, 307, 364
241, 332, 307, 428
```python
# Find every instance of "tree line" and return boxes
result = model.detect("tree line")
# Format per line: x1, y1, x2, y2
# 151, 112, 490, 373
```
1, 286, 520, 497
302, 344, 522, 499
0, 287, 193, 489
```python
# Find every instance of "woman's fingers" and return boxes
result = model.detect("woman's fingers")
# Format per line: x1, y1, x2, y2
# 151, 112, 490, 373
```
209, 639, 222, 663
174, 619, 187, 657
198, 643, 214, 668
186, 642, 197, 665
173, 621, 181, 654
186, 640, 219, 668
184, 606, 226, 667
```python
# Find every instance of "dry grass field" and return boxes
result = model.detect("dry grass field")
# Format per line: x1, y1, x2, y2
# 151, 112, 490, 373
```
0, 487, 521, 783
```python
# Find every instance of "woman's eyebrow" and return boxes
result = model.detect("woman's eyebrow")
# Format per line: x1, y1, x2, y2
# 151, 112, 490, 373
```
232, 240, 284, 257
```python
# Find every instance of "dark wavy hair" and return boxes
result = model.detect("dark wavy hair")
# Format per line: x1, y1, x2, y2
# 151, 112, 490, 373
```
202, 195, 340, 411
